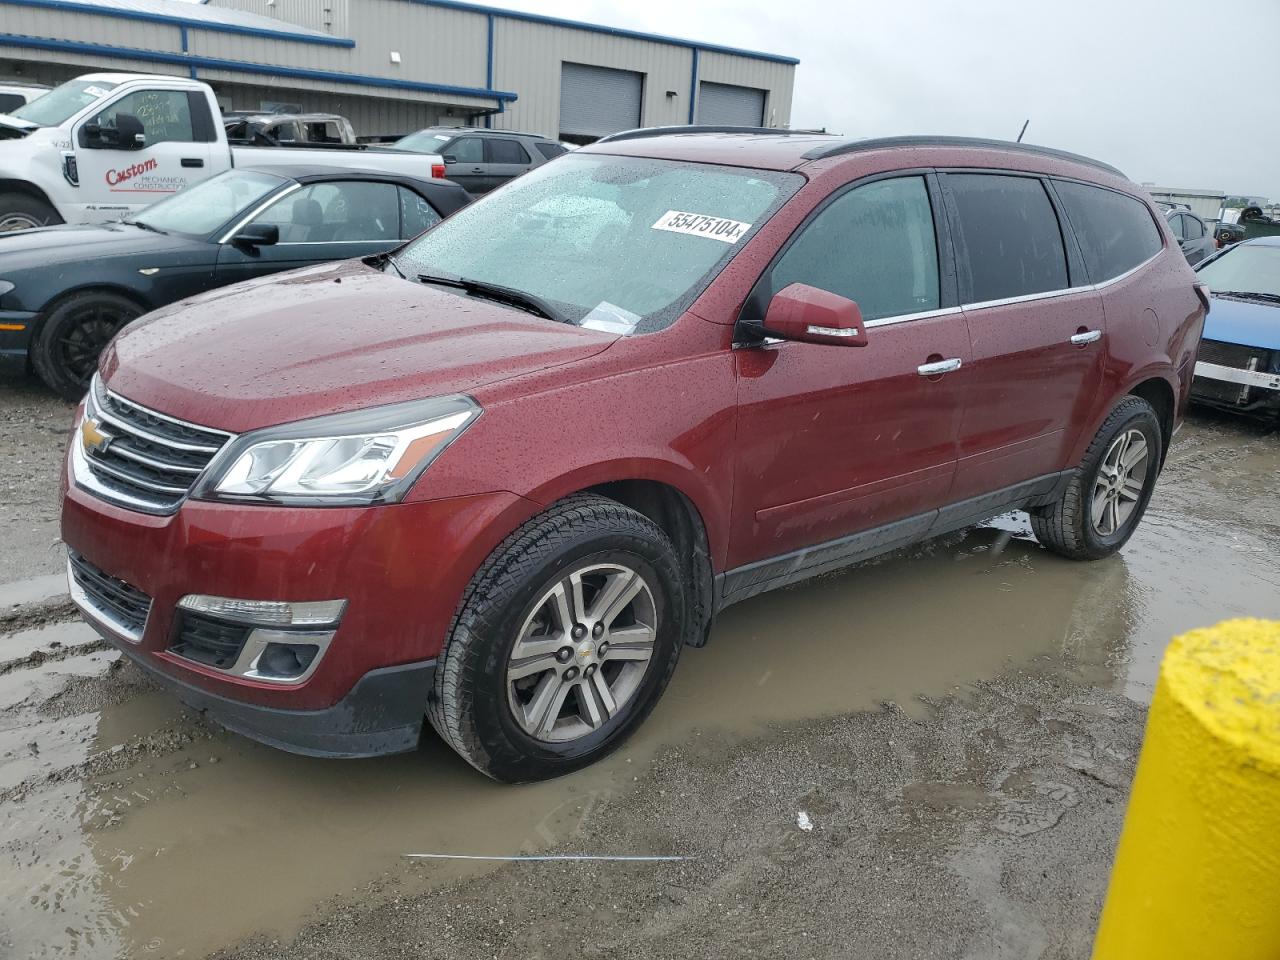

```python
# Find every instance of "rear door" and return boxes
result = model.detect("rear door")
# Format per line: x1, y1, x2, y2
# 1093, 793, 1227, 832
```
214, 179, 402, 285
485, 137, 533, 189
941, 172, 1106, 502
1181, 213, 1214, 265
440, 136, 487, 193
730, 173, 970, 572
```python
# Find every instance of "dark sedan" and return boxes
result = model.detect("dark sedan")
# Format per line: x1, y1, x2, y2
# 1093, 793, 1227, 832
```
0, 166, 471, 398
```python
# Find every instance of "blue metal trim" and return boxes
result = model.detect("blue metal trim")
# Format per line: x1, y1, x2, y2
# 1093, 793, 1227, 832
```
0, 0, 356, 47
484, 13, 494, 129
0, 33, 519, 102
406, 0, 799, 65
179, 24, 197, 79
688, 48, 699, 124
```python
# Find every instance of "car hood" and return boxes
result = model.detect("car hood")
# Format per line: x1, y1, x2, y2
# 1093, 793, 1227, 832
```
101, 259, 619, 434
0, 222, 196, 268
1203, 294, 1280, 351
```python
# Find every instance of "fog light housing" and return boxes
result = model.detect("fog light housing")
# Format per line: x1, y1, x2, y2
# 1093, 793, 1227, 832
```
255, 641, 320, 680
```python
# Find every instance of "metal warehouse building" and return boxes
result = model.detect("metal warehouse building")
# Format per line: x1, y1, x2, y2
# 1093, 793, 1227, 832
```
0, 0, 798, 141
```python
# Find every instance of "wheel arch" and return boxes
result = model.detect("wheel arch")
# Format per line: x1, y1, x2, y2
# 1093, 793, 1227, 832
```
1127, 375, 1177, 463
1072, 367, 1179, 468
0, 178, 58, 210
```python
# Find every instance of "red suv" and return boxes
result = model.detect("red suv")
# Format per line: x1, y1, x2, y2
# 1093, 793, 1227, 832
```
61, 131, 1206, 781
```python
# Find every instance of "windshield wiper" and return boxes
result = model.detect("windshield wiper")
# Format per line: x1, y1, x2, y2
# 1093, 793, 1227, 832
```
417, 273, 566, 323
1213, 290, 1280, 305
122, 219, 166, 235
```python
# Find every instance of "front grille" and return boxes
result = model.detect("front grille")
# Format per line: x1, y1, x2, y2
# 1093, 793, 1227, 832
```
170, 611, 253, 669
68, 550, 152, 637
1197, 339, 1266, 370
80, 376, 233, 513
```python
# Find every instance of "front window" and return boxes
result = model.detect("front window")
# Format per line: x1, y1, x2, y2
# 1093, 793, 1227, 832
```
392, 153, 801, 333
10, 78, 118, 126
92, 89, 194, 145
395, 130, 454, 153
132, 170, 285, 237
1197, 244, 1280, 299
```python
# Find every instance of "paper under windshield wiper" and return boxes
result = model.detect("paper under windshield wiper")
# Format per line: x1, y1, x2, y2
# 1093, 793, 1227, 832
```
417, 273, 565, 324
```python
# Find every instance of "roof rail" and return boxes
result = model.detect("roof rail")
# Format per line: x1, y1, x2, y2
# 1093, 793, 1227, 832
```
595, 125, 801, 144
800, 136, 1125, 177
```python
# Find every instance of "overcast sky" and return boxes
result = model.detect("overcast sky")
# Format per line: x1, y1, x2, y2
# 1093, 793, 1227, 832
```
486, 0, 1280, 199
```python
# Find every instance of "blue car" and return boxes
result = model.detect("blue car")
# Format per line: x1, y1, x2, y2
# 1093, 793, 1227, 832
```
1192, 237, 1280, 418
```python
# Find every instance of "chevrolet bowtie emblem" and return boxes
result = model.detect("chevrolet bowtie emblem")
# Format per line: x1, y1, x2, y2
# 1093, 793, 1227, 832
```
81, 417, 112, 455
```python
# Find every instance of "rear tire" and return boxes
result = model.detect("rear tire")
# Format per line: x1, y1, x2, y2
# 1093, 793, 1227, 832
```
0, 191, 62, 233
31, 291, 142, 401
428, 494, 686, 783
1031, 396, 1163, 560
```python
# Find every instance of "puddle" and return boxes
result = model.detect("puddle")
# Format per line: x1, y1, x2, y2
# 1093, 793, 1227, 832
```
0, 411, 1276, 958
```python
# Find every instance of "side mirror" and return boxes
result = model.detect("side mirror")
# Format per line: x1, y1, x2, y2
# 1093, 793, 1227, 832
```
761, 283, 867, 347
113, 113, 146, 150
442, 155, 457, 164
230, 222, 279, 249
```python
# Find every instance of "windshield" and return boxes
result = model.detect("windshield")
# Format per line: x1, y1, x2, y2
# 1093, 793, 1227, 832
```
394, 153, 801, 333
11, 78, 118, 126
395, 130, 454, 153
1197, 244, 1280, 298
133, 170, 285, 237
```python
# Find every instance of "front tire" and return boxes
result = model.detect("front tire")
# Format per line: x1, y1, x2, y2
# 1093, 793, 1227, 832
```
31, 291, 142, 401
0, 191, 62, 233
428, 495, 686, 783
1032, 396, 1163, 560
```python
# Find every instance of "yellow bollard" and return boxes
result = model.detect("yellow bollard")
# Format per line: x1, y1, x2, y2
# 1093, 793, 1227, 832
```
1093, 618, 1280, 959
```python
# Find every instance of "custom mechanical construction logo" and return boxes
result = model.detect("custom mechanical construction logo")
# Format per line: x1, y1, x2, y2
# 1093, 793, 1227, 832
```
104, 159, 185, 193
105, 158, 158, 187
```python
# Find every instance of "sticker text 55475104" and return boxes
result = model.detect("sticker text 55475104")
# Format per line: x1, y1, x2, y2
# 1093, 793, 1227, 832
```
651, 210, 752, 244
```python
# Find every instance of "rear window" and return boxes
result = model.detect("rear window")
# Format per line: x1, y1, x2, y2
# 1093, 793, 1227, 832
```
1054, 181, 1162, 283
488, 138, 531, 164
946, 173, 1068, 303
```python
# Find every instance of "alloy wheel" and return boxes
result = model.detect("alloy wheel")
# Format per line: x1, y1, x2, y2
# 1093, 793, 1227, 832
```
0, 213, 41, 233
506, 562, 657, 743
57, 304, 134, 390
1091, 428, 1148, 536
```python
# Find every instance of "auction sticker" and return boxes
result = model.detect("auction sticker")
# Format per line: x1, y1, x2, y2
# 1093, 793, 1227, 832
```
651, 210, 751, 244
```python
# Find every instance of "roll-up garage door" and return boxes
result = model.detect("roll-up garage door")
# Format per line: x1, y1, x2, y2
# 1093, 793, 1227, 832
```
559, 62, 643, 141
697, 82, 766, 127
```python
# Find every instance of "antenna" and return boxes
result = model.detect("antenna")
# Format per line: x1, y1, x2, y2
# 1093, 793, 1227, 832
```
1016, 119, 1029, 143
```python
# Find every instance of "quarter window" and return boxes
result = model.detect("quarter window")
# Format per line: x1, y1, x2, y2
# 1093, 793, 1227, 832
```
488, 138, 531, 164
93, 89, 194, 145
399, 186, 442, 238
770, 176, 940, 322
536, 141, 568, 160
1054, 180, 1163, 283
946, 174, 1068, 302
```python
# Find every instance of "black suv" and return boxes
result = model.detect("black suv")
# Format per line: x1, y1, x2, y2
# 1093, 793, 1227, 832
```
393, 127, 567, 193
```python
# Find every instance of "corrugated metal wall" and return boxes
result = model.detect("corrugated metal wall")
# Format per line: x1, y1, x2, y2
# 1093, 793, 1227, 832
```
0, 0, 796, 140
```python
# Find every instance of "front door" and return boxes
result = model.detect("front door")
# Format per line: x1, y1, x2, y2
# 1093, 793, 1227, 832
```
215, 179, 404, 285
940, 172, 1106, 501
440, 136, 488, 193
71, 86, 214, 223
730, 174, 970, 574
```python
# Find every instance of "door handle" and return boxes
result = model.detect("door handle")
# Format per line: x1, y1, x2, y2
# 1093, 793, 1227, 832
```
181, 157, 204, 168
1070, 330, 1102, 345
917, 358, 962, 376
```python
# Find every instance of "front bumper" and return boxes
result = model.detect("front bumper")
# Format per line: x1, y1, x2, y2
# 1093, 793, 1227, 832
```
0, 308, 38, 372
1194, 360, 1280, 392
61, 441, 538, 727
100, 621, 437, 758
1191, 359, 1280, 415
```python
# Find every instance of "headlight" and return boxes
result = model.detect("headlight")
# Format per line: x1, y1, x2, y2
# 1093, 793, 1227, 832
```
0, 280, 14, 297
195, 395, 480, 506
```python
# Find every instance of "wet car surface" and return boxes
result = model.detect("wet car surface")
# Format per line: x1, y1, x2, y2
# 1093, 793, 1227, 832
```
1, 373, 1278, 957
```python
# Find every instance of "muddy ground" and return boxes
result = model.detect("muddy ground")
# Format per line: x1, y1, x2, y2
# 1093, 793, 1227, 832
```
1, 370, 1278, 959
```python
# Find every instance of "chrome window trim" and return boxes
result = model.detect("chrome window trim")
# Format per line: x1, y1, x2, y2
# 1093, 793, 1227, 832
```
216, 181, 301, 244
863, 306, 962, 329
1089, 249, 1162, 291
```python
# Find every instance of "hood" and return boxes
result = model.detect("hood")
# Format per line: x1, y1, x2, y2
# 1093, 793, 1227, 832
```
1203, 294, 1280, 351
0, 114, 36, 138
101, 260, 619, 433
0, 222, 192, 268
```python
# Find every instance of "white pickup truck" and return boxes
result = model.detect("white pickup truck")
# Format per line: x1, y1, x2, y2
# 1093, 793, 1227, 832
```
0, 73, 445, 232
